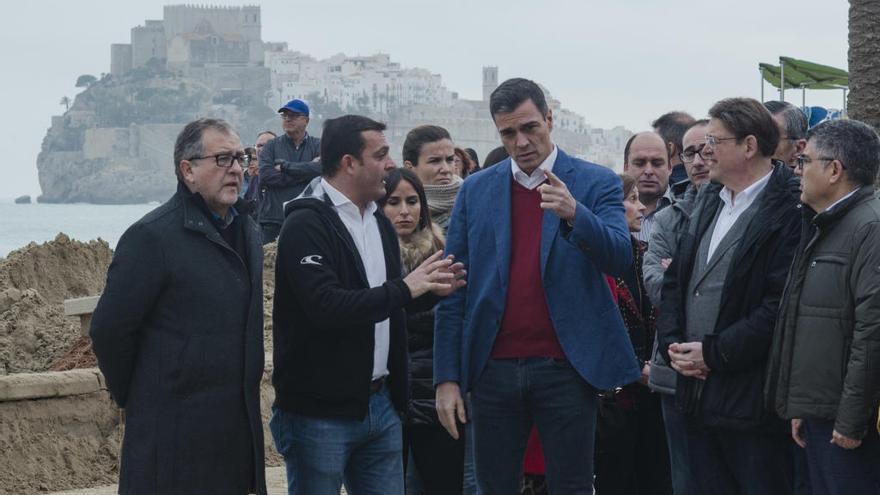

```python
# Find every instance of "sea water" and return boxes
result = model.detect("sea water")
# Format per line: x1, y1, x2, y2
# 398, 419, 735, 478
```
0, 200, 158, 258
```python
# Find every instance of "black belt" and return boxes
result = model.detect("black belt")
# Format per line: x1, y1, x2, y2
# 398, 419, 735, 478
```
370, 376, 386, 394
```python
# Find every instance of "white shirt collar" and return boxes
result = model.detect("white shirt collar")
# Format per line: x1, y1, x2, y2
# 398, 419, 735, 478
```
719, 168, 774, 209
824, 187, 861, 213
510, 145, 558, 190
321, 178, 377, 217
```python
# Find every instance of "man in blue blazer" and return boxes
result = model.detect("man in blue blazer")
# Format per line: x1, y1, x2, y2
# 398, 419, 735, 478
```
434, 78, 641, 493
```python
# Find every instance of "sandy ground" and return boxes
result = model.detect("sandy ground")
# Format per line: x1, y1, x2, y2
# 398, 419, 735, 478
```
0, 234, 113, 375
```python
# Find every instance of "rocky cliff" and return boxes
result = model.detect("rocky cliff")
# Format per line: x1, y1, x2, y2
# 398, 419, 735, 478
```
37, 67, 275, 204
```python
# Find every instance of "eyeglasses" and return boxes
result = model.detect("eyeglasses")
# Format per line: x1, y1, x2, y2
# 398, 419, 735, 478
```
680, 143, 708, 164
188, 152, 250, 168
280, 112, 305, 121
705, 135, 739, 147
794, 154, 837, 171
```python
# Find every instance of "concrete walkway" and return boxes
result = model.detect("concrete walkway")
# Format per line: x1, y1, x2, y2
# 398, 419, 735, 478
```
49, 467, 292, 494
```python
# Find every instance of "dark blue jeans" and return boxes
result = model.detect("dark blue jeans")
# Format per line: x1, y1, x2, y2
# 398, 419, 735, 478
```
471, 358, 598, 494
802, 418, 880, 495
269, 385, 404, 495
660, 393, 693, 495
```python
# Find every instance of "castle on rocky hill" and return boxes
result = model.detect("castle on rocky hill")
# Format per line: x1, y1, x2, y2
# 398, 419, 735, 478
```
38, 4, 630, 204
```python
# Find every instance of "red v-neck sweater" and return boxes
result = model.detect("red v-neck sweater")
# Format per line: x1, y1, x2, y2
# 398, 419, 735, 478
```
490, 179, 565, 359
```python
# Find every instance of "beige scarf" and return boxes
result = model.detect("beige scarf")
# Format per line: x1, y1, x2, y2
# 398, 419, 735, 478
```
423, 175, 463, 231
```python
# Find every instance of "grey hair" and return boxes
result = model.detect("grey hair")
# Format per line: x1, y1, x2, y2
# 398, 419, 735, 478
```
807, 119, 880, 187
763, 101, 808, 140
173, 118, 236, 180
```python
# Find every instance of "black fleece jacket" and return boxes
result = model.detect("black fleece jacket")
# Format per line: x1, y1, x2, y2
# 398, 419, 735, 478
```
271, 184, 412, 420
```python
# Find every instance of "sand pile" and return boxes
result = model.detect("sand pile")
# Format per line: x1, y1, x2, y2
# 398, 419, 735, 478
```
0, 234, 112, 375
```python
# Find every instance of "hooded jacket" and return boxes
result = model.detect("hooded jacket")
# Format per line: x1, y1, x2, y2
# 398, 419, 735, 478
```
271, 177, 411, 419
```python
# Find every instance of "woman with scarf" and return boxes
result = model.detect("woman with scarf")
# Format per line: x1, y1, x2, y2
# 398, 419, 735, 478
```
381, 168, 464, 495
403, 125, 463, 232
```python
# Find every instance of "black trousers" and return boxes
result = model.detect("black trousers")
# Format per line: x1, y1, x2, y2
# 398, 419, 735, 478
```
594, 386, 672, 495
686, 421, 793, 495
404, 424, 465, 495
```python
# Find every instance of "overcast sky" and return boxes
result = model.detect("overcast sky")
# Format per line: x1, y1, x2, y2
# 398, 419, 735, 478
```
1, 0, 849, 199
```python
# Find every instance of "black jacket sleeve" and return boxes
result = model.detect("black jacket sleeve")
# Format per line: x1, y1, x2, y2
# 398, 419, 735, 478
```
278, 209, 413, 331
89, 222, 168, 407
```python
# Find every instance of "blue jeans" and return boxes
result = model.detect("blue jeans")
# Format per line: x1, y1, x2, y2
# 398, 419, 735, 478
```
471, 358, 598, 494
660, 393, 693, 495
269, 385, 405, 495
802, 418, 880, 495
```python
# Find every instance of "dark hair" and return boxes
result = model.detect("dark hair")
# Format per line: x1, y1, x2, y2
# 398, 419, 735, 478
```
618, 173, 637, 199
763, 101, 808, 140
482, 146, 510, 168
454, 148, 473, 179
807, 119, 880, 187
708, 98, 779, 157
321, 115, 387, 177
489, 78, 549, 120
402, 125, 452, 166
465, 148, 480, 168
173, 118, 236, 181
380, 168, 433, 232
652, 111, 695, 155
623, 131, 665, 164
256, 130, 277, 141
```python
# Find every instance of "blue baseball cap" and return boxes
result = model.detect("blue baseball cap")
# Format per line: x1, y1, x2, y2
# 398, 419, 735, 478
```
278, 99, 309, 117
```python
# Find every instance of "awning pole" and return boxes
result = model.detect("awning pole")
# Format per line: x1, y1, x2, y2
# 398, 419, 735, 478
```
760, 67, 765, 101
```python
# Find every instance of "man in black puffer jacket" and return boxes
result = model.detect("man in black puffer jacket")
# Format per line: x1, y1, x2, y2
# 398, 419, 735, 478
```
766, 119, 880, 493
657, 98, 801, 494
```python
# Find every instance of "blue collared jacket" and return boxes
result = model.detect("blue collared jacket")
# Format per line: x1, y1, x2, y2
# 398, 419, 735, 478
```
434, 149, 642, 393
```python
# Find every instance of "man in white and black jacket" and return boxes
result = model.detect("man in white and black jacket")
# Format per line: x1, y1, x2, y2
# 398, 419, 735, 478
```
269, 114, 465, 495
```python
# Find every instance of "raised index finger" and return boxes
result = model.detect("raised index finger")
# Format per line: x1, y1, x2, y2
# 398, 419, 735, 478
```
544, 169, 564, 186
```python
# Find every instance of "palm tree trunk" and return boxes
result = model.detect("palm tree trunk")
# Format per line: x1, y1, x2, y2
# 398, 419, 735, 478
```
848, 0, 880, 130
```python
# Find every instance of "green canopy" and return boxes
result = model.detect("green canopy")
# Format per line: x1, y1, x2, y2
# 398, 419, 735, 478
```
780, 57, 848, 88
760, 58, 848, 90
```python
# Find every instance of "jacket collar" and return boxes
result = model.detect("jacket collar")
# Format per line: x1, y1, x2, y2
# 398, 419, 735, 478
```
178, 181, 246, 235
812, 186, 875, 228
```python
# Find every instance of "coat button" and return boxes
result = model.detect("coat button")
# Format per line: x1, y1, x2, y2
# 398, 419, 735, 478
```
694, 290, 701, 297
810, 261, 816, 268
